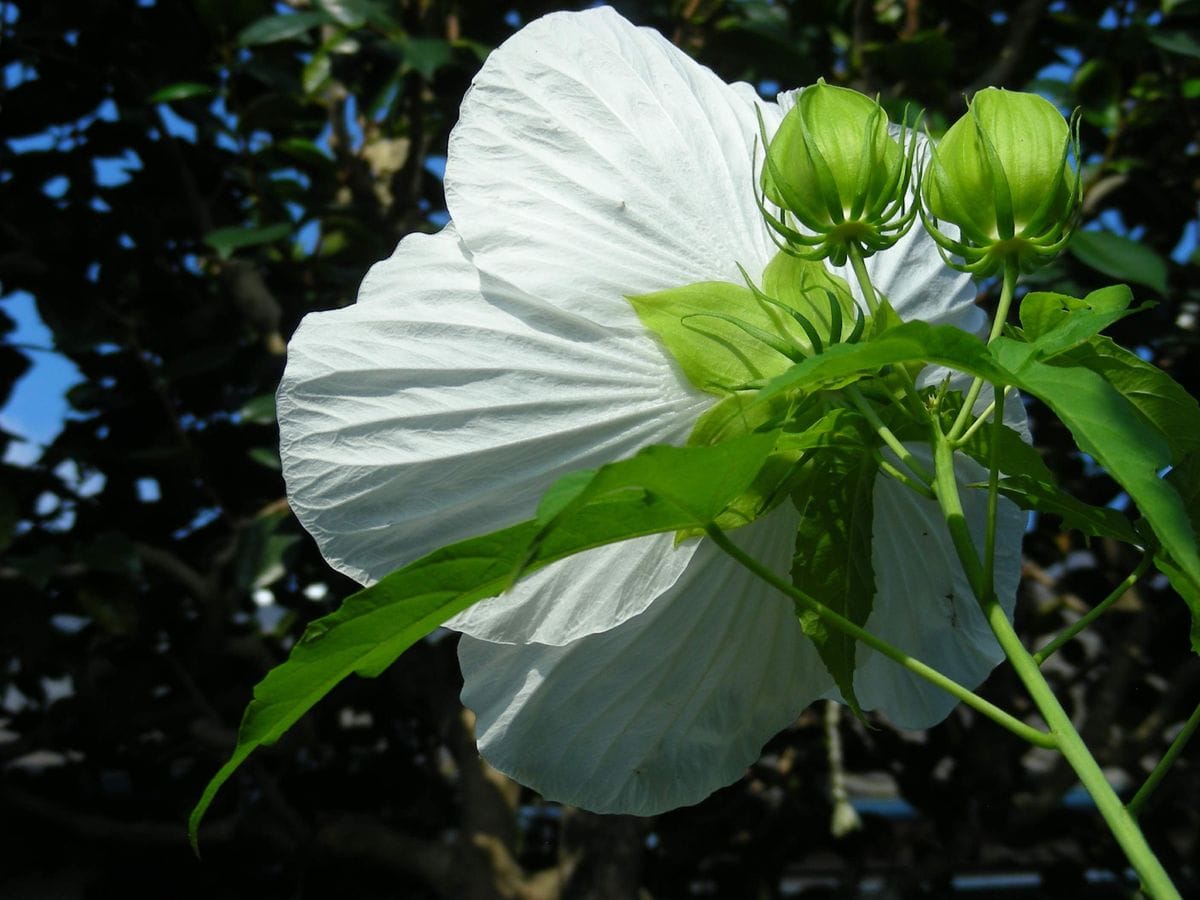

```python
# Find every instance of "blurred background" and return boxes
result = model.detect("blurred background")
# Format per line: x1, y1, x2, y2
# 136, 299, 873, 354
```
1, 0, 1198, 896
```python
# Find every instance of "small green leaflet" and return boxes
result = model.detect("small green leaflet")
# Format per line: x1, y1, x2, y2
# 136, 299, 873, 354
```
791, 451, 878, 716
189, 433, 778, 849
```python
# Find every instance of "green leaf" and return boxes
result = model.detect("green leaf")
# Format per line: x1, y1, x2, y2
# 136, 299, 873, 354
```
239, 393, 276, 424
204, 223, 292, 260
992, 338, 1200, 589
1149, 30, 1200, 59
147, 82, 215, 103
791, 451, 878, 716
1018, 284, 1147, 358
302, 50, 333, 94
237, 11, 329, 47
315, 0, 397, 27
994, 475, 1140, 543
1068, 230, 1170, 296
189, 433, 778, 848
760, 321, 1010, 401
248, 447, 281, 470
629, 282, 803, 394
399, 36, 453, 80
944, 386, 1137, 541
1156, 454, 1200, 652
1055, 336, 1200, 464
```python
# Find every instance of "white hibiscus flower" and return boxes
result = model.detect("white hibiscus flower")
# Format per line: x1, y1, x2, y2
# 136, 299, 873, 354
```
277, 7, 1023, 816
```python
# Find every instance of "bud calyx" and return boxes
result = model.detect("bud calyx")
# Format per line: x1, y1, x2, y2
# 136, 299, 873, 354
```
919, 88, 1081, 275
757, 80, 919, 267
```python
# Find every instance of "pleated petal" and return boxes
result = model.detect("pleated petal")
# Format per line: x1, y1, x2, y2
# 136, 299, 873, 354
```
445, 7, 778, 330
459, 507, 832, 815
852, 447, 1023, 729
278, 225, 711, 644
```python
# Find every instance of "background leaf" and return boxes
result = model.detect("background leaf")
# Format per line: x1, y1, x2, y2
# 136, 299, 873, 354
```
1068, 230, 1170, 296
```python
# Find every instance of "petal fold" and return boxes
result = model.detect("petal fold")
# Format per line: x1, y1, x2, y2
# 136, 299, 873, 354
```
459, 508, 832, 815
277, 226, 710, 644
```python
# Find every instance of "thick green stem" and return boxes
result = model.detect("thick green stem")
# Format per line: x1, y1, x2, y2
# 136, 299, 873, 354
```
1033, 557, 1151, 665
847, 243, 879, 316
947, 259, 1019, 442
983, 385, 1005, 591
931, 436, 1180, 898
704, 524, 1056, 750
1127, 699, 1200, 819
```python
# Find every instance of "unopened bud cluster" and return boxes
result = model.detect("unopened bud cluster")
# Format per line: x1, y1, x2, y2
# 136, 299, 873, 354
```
760, 82, 1079, 278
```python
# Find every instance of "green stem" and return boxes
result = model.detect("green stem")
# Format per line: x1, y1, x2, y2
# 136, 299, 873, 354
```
930, 437, 1180, 899
1033, 557, 1152, 665
846, 243, 928, 423
845, 384, 932, 485
983, 385, 1005, 591
847, 243, 879, 316
704, 524, 1056, 750
1128, 700, 1200, 819
876, 455, 936, 500
947, 259, 1020, 442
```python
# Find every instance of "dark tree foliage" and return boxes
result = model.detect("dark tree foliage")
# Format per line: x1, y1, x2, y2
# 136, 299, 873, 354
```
1, 1, 1198, 897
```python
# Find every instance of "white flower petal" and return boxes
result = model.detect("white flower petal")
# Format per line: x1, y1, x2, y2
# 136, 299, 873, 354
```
278, 225, 710, 644
459, 508, 832, 815
853, 447, 1023, 729
445, 7, 777, 329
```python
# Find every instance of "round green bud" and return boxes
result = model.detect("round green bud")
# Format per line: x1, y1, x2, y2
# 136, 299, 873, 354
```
920, 88, 1080, 275
758, 79, 917, 266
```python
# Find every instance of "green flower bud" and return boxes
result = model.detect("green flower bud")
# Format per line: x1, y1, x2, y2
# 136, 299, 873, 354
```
757, 79, 919, 267
920, 88, 1080, 275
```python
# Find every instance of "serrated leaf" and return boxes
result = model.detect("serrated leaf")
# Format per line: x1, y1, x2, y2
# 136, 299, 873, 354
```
190, 433, 778, 848
791, 451, 878, 716
1055, 336, 1200, 464
1018, 284, 1147, 358
993, 338, 1200, 590
760, 320, 1010, 401
994, 475, 1140, 543
237, 11, 329, 47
